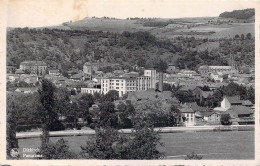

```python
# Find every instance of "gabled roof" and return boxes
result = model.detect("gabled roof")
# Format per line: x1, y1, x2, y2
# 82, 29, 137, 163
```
185, 102, 199, 111
179, 85, 197, 91
227, 105, 253, 115
200, 111, 215, 117
49, 70, 60, 73
201, 91, 213, 98
242, 100, 253, 106
20, 61, 47, 66
71, 73, 90, 79
15, 87, 38, 92
226, 96, 242, 104
179, 107, 194, 113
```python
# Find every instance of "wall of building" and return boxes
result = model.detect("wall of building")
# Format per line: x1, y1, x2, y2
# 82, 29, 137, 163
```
81, 88, 101, 95
184, 113, 195, 126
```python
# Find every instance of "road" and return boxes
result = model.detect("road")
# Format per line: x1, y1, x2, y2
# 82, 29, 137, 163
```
16, 125, 254, 139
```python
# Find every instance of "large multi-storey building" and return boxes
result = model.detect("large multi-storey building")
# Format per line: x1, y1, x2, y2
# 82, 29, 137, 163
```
83, 62, 121, 76
198, 65, 232, 74
100, 69, 157, 97
143, 69, 156, 89
101, 77, 127, 97
20, 61, 47, 75
136, 76, 151, 91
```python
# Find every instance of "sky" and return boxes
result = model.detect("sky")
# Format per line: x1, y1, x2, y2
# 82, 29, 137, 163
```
6, 0, 259, 27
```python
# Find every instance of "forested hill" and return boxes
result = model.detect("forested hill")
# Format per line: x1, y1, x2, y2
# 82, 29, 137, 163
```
7, 28, 254, 72
219, 8, 255, 19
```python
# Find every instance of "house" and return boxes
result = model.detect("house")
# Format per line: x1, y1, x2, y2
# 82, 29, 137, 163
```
185, 102, 200, 112
49, 70, 60, 76
20, 61, 47, 75
15, 69, 25, 75
223, 106, 254, 125
127, 89, 179, 104
201, 111, 221, 123
209, 73, 223, 82
7, 74, 19, 82
213, 95, 242, 112
193, 87, 213, 103
179, 85, 197, 92
179, 105, 195, 126
70, 73, 91, 81
15, 87, 38, 94
221, 96, 242, 108
167, 64, 177, 73
23, 75, 38, 85
242, 100, 253, 107
81, 87, 101, 95
7, 66, 16, 74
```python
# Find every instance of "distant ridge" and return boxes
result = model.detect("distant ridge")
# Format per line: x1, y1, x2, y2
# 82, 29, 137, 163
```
219, 8, 255, 19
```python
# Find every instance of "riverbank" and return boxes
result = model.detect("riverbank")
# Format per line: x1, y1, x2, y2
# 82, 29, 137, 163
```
16, 125, 254, 139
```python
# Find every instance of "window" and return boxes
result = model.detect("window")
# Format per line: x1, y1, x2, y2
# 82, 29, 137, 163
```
116, 87, 119, 89
116, 83, 119, 85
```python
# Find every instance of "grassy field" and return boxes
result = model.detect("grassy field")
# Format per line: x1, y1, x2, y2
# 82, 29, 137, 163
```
18, 130, 254, 160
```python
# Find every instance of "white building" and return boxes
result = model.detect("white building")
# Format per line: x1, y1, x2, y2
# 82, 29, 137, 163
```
179, 106, 195, 126
143, 69, 156, 89
101, 77, 127, 97
136, 76, 151, 91
81, 87, 101, 95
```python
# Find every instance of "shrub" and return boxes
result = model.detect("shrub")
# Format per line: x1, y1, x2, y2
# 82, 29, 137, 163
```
185, 152, 203, 160
221, 114, 232, 125
37, 139, 77, 159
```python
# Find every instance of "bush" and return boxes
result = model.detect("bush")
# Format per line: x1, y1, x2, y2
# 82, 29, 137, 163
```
221, 114, 232, 125
185, 152, 203, 160
37, 138, 77, 159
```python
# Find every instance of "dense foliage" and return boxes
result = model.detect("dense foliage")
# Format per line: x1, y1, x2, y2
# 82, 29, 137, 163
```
221, 114, 232, 125
219, 8, 255, 19
81, 119, 164, 159
38, 139, 76, 159
6, 95, 19, 159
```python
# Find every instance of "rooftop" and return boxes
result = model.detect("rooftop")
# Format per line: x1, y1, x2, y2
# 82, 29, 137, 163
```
20, 61, 47, 66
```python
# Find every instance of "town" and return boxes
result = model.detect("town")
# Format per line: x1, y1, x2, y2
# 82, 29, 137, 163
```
7, 57, 255, 127
6, 7, 255, 160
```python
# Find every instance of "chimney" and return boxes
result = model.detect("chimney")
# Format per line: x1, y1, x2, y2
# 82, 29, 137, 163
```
159, 72, 163, 92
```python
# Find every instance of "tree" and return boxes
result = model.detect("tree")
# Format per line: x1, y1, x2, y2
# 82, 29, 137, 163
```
123, 116, 164, 159
93, 92, 102, 102
6, 95, 19, 159
156, 83, 172, 91
221, 114, 232, 125
37, 139, 76, 159
81, 116, 164, 159
54, 87, 70, 121
77, 93, 94, 123
38, 79, 58, 155
81, 127, 122, 159
246, 86, 255, 104
201, 85, 210, 91
103, 90, 119, 102
175, 89, 194, 103
154, 59, 168, 73
246, 33, 252, 40
98, 101, 118, 128
117, 101, 135, 128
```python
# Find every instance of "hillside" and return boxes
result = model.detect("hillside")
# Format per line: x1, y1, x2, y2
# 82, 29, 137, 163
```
219, 8, 255, 19
7, 28, 182, 71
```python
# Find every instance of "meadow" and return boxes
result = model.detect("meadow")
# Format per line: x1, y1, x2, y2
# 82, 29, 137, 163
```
18, 130, 254, 160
